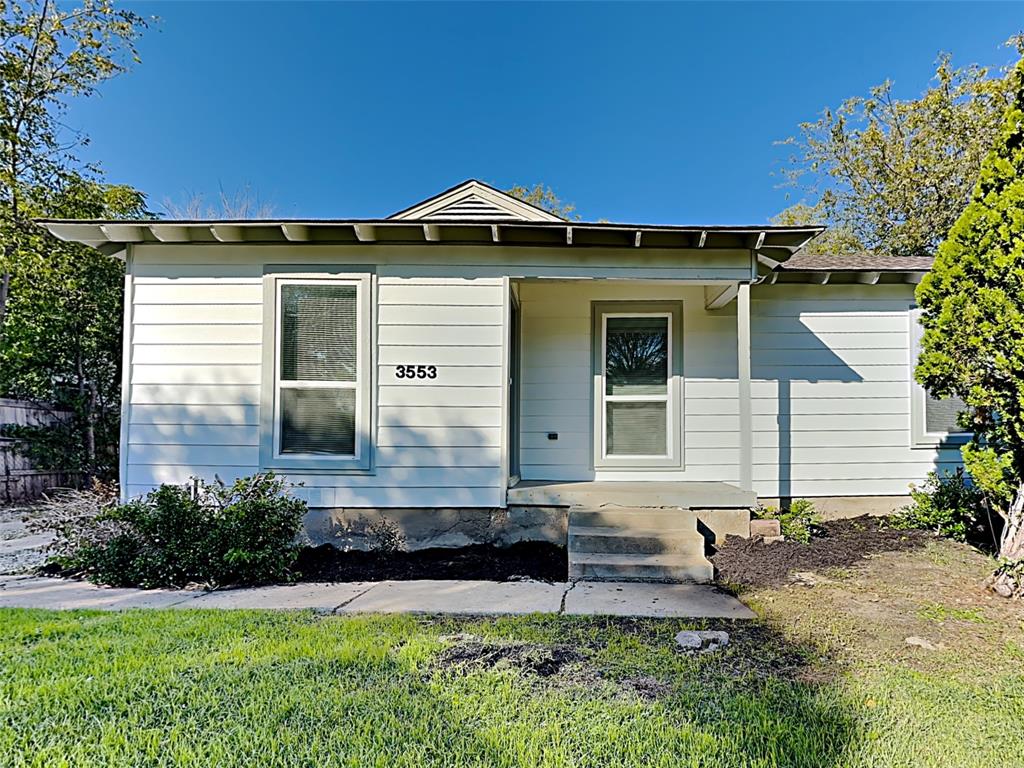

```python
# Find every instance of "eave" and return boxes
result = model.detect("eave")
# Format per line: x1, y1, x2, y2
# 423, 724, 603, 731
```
35, 218, 824, 263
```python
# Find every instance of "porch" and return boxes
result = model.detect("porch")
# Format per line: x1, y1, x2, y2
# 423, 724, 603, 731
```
506, 480, 756, 510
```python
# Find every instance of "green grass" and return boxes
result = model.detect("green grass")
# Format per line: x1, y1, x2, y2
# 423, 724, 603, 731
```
2, 609, 1023, 767
916, 601, 991, 624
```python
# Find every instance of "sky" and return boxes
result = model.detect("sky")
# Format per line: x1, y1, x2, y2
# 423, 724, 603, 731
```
64, 1, 1023, 224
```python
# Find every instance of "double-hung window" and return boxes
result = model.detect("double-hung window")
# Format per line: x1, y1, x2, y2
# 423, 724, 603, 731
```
261, 273, 373, 472
593, 302, 682, 469
909, 307, 968, 447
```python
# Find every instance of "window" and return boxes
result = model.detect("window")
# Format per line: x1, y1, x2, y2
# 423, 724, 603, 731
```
261, 273, 372, 472
592, 302, 682, 469
909, 307, 968, 447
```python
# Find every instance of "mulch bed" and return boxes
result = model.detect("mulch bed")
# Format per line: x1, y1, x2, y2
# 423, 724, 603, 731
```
292, 540, 567, 583
712, 515, 931, 588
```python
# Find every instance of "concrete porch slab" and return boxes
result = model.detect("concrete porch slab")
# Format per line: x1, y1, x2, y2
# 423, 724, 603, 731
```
507, 480, 755, 509
337, 579, 566, 615
563, 581, 755, 619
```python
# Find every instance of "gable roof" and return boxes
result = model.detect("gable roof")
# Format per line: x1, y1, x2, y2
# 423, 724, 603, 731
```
388, 179, 565, 222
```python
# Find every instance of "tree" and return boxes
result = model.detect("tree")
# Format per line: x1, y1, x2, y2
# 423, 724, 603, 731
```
161, 184, 276, 219
1, 0, 148, 326
506, 183, 579, 220
770, 201, 865, 255
778, 46, 1017, 256
0, 177, 146, 481
915, 55, 1024, 598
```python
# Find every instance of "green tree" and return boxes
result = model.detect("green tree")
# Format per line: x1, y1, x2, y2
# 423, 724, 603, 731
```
0, 177, 146, 480
1, 0, 148, 326
915, 56, 1024, 598
1, 0, 149, 481
506, 183, 579, 220
778, 46, 1017, 256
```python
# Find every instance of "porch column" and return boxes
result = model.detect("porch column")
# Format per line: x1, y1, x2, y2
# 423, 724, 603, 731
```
737, 282, 753, 492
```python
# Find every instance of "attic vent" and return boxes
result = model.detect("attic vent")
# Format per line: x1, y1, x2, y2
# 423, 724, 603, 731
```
422, 194, 526, 221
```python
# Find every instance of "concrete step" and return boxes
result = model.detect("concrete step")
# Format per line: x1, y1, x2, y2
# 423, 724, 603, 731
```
568, 506, 697, 529
569, 553, 714, 583
567, 506, 712, 583
569, 525, 705, 556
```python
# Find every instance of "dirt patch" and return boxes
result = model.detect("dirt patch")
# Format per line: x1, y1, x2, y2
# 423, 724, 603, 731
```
712, 516, 930, 588
293, 540, 567, 583
435, 639, 586, 677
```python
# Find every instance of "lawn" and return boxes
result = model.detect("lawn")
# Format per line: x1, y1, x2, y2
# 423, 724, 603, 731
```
2, 537, 1023, 767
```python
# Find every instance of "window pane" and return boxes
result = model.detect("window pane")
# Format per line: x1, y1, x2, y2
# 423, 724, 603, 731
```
926, 393, 966, 434
607, 401, 667, 456
281, 388, 356, 455
606, 316, 669, 395
281, 284, 357, 382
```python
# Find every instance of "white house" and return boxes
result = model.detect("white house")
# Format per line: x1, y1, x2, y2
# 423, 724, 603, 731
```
39, 180, 964, 581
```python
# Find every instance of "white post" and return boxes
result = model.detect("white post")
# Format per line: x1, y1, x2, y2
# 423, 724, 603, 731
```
737, 282, 753, 492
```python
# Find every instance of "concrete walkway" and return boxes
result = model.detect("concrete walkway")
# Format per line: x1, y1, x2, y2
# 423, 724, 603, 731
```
0, 574, 754, 618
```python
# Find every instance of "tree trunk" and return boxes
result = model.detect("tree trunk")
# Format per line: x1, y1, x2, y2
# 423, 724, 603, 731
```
0, 271, 9, 330
987, 482, 1024, 599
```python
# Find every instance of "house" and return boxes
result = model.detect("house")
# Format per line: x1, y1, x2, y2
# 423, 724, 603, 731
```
38, 180, 964, 581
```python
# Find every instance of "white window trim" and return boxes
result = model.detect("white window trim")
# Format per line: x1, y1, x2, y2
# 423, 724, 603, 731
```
260, 270, 374, 473
600, 312, 673, 461
591, 301, 683, 470
909, 306, 969, 449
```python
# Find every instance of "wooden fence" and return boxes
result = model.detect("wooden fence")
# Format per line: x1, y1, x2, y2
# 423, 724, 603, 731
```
0, 398, 78, 503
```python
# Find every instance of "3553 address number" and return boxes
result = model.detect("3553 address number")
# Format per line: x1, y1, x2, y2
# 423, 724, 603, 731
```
395, 365, 437, 379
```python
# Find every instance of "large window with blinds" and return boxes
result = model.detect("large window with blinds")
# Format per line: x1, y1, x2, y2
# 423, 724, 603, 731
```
593, 303, 682, 469
261, 274, 372, 471
909, 307, 969, 447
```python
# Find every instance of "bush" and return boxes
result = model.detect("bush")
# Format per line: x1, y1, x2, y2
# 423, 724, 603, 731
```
757, 499, 822, 544
29, 480, 122, 563
47, 473, 307, 589
894, 468, 985, 543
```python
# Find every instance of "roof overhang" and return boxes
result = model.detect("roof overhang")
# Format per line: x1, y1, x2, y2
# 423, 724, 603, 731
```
35, 218, 824, 262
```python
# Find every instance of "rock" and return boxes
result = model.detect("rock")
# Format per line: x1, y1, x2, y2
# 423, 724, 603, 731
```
675, 630, 730, 653
905, 635, 944, 651
750, 519, 782, 538
792, 571, 829, 586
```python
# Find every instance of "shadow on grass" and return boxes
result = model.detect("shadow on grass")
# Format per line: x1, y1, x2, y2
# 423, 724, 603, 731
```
420, 614, 861, 768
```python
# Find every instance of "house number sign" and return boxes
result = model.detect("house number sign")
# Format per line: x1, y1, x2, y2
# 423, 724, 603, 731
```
394, 365, 438, 379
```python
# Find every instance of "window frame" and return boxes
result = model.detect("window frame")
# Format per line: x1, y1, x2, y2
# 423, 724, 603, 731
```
908, 306, 969, 449
260, 269, 374, 473
591, 301, 683, 470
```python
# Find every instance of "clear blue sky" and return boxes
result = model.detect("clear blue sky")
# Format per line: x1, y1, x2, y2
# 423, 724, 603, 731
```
66, 1, 1022, 224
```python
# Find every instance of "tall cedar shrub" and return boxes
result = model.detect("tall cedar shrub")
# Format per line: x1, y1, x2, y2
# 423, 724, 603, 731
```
915, 56, 1024, 598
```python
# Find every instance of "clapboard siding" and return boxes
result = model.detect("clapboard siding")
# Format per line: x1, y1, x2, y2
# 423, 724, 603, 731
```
124, 256, 508, 506
749, 284, 959, 498
518, 281, 739, 483
518, 281, 959, 496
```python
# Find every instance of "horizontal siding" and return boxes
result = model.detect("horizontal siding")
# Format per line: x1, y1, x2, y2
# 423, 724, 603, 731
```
749, 284, 960, 498
124, 267, 508, 506
519, 281, 960, 497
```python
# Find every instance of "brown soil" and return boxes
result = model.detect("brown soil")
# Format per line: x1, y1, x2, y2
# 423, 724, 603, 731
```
712, 516, 930, 587
293, 540, 567, 583
435, 640, 586, 677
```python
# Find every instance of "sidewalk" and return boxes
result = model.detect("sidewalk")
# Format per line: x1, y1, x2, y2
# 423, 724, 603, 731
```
0, 574, 754, 618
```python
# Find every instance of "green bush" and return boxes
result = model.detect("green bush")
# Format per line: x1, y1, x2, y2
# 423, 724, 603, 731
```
894, 468, 984, 542
61, 473, 307, 589
758, 499, 822, 544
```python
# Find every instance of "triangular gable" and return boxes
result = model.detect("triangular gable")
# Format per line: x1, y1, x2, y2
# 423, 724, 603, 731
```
388, 179, 564, 222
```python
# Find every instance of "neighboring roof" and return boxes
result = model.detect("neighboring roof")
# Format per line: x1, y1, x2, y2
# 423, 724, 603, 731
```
778, 252, 934, 272
388, 179, 565, 222
764, 252, 933, 285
